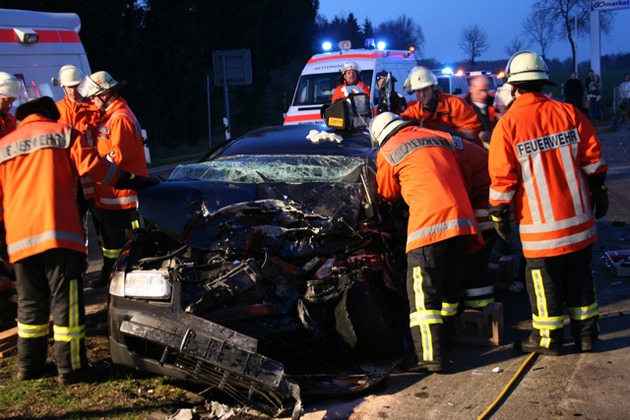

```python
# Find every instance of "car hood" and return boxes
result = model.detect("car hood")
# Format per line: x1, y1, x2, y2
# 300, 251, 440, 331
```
138, 180, 364, 256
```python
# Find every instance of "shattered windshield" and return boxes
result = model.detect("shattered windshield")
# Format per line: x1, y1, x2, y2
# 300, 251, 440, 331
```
169, 155, 366, 183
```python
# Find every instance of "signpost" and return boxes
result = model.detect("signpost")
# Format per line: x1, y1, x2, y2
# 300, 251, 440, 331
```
210, 49, 252, 144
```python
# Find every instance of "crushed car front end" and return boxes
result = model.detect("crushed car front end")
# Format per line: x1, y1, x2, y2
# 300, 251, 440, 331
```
107, 124, 408, 417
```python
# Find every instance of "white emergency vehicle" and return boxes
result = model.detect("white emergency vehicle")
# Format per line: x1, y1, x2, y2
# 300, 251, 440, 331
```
0, 8, 92, 108
284, 41, 418, 125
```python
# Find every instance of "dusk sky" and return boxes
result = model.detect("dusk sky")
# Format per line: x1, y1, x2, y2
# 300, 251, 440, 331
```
317, 0, 629, 65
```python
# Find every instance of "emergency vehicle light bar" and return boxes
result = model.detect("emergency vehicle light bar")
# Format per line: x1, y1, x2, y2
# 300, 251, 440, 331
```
14, 28, 38, 44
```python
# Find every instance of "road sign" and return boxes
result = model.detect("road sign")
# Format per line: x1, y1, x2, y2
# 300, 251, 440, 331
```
212, 49, 252, 87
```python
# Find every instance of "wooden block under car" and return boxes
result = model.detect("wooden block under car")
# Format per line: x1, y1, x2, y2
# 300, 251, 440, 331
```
450, 302, 504, 347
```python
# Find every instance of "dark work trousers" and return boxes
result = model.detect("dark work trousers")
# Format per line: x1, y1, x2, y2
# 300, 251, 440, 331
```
524, 244, 599, 348
462, 231, 498, 309
407, 235, 468, 363
15, 248, 88, 374
98, 208, 139, 284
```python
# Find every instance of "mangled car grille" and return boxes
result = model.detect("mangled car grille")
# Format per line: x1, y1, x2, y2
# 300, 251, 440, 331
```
109, 152, 407, 417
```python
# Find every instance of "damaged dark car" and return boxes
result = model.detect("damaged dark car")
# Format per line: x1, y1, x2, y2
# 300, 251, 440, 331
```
107, 102, 409, 418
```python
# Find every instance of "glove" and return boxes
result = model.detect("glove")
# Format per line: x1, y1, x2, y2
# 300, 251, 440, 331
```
489, 204, 512, 242
588, 172, 608, 219
115, 170, 160, 191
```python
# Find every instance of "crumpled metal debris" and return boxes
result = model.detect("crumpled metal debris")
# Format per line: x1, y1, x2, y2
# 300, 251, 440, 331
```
306, 130, 343, 144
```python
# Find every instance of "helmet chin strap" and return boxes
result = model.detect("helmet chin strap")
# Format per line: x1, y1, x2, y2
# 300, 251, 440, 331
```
96, 93, 113, 114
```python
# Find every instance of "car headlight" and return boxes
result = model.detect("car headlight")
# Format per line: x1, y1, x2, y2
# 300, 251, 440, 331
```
109, 270, 171, 300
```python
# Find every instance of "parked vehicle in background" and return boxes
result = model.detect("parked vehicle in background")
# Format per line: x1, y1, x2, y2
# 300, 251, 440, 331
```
0, 8, 92, 107
284, 39, 418, 125
432, 68, 469, 96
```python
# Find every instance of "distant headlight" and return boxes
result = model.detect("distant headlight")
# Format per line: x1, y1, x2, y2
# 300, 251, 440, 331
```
109, 270, 171, 300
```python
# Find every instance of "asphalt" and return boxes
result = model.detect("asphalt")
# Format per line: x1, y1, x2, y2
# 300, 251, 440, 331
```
83, 124, 630, 420
279, 122, 630, 420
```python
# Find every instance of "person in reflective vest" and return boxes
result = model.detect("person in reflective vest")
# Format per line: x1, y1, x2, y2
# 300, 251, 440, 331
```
77, 71, 148, 289
0, 96, 157, 383
371, 112, 483, 373
488, 51, 608, 355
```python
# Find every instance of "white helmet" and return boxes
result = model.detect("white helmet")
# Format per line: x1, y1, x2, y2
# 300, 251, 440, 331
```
342, 61, 361, 75
77, 70, 120, 98
506, 50, 555, 86
0, 72, 21, 98
370, 112, 407, 146
57, 65, 85, 87
494, 83, 515, 109
405, 66, 437, 92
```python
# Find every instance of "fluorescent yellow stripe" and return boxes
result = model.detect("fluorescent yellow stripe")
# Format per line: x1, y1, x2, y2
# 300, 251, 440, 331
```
531, 269, 548, 318
131, 219, 140, 229
102, 247, 122, 259
568, 302, 600, 321
69, 278, 80, 369
413, 265, 433, 361
441, 301, 459, 317
17, 322, 49, 338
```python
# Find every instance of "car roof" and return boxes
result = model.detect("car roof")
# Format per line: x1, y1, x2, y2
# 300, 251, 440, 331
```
205, 123, 375, 160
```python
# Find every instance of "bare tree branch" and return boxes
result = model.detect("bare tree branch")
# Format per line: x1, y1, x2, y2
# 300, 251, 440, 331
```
458, 24, 490, 70
504, 36, 528, 57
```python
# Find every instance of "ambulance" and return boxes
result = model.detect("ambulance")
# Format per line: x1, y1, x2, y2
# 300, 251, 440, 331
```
283, 40, 418, 125
0, 8, 92, 108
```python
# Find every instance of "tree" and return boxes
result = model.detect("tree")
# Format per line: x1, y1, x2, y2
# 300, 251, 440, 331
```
533, 0, 614, 70
522, 9, 556, 60
504, 36, 528, 57
458, 24, 489, 70
375, 15, 424, 53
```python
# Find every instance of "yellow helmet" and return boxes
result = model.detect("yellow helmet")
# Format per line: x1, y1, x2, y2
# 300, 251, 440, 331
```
369, 112, 407, 146
57, 65, 85, 87
0, 72, 21, 98
405, 66, 437, 92
77, 70, 120, 98
506, 50, 555, 86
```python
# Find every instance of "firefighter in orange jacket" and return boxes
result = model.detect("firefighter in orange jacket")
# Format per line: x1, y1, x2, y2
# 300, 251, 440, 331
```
0, 72, 20, 139
77, 71, 148, 289
331, 62, 371, 103
55, 65, 102, 248
402, 66, 482, 147
0, 96, 157, 383
488, 51, 608, 355
371, 112, 483, 373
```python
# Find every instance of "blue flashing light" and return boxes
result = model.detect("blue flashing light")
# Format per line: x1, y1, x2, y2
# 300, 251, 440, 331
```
376, 41, 387, 51
322, 41, 332, 52
442, 67, 454, 75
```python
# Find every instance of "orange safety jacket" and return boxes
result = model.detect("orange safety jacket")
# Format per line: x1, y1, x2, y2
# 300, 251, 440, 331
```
57, 96, 100, 199
455, 139, 492, 233
331, 80, 371, 103
376, 126, 483, 253
0, 112, 17, 139
0, 114, 122, 263
488, 92, 608, 258
94, 98, 147, 210
401, 90, 482, 146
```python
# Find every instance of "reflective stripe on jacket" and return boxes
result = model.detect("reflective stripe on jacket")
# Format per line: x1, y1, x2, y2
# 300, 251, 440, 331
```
57, 96, 100, 199
94, 98, 147, 210
488, 92, 608, 258
0, 114, 121, 263
376, 126, 482, 253
401, 90, 482, 145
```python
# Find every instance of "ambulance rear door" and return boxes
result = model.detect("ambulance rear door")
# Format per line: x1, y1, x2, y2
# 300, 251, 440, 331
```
0, 8, 92, 107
